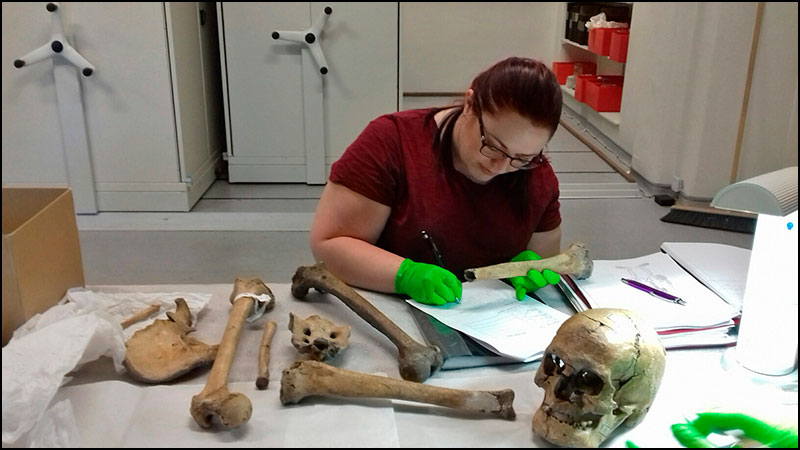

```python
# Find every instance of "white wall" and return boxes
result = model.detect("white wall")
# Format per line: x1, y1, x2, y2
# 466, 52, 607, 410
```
401, 2, 562, 94
621, 3, 759, 198
621, 2, 797, 198
737, 2, 798, 181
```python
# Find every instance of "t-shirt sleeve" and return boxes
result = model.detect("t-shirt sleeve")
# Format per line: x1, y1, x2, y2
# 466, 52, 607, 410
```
329, 115, 403, 206
535, 169, 562, 232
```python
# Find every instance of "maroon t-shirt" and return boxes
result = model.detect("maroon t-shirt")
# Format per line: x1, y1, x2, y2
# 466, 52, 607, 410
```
329, 108, 561, 280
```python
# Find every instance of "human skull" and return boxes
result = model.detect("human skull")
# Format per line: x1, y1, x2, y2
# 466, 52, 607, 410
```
288, 312, 351, 361
532, 308, 666, 447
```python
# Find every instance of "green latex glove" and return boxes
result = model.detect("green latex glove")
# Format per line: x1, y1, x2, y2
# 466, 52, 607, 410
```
626, 412, 798, 448
508, 250, 561, 300
670, 412, 798, 448
395, 259, 462, 306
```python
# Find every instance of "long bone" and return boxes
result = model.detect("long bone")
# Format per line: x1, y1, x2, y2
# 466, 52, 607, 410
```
256, 320, 277, 390
190, 278, 274, 429
190, 295, 253, 429
281, 360, 516, 420
291, 263, 443, 383
464, 241, 593, 281
120, 303, 160, 329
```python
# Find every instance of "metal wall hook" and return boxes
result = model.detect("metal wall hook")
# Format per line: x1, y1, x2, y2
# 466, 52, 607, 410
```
13, 2, 95, 77
272, 5, 333, 75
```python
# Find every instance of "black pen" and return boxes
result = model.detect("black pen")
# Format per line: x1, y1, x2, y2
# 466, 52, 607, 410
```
421, 230, 445, 267
421, 230, 459, 302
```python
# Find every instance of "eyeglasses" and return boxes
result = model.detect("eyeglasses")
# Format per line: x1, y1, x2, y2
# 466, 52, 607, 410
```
476, 106, 547, 170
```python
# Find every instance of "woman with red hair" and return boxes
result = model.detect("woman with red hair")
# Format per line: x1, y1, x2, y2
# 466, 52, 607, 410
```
311, 57, 564, 306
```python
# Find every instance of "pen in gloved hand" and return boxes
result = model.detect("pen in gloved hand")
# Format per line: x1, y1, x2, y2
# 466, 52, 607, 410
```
421, 230, 460, 303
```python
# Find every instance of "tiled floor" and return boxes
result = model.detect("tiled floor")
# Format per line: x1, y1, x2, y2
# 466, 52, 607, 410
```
77, 119, 754, 285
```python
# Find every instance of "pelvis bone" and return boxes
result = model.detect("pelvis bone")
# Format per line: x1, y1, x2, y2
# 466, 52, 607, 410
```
289, 312, 351, 361
124, 298, 217, 383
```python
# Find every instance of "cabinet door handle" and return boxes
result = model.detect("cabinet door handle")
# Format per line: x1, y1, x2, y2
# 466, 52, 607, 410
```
199, 9, 206, 27
13, 2, 96, 77
272, 5, 333, 75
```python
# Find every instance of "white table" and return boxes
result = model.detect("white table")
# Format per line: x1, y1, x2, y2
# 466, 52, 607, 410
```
9, 282, 799, 447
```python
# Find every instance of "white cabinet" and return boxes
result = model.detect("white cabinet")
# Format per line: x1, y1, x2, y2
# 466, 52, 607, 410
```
2, 2, 223, 212
219, 2, 398, 183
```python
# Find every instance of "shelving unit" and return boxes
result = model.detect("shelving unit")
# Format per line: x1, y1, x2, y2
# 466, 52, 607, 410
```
558, 2, 632, 127
561, 38, 589, 52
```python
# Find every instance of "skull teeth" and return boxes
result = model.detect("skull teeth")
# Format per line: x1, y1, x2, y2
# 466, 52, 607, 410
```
543, 406, 600, 429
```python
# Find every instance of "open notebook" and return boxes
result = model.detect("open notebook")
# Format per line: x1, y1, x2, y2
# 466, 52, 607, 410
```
660, 242, 750, 310
407, 279, 570, 369
409, 243, 749, 364
563, 245, 748, 349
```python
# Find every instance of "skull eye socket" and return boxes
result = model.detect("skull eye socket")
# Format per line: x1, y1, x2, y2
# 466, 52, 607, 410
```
543, 353, 566, 375
574, 369, 604, 395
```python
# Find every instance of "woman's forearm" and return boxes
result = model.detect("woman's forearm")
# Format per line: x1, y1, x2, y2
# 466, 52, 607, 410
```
311, 236, 405, 294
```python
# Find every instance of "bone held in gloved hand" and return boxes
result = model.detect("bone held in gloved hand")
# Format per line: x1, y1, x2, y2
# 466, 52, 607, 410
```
464, 242, 593, 281
292, 262, 442, 383
281, 360, 516, 420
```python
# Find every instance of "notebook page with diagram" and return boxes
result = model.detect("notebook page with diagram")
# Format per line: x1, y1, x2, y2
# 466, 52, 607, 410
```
406, 279, 570, 363
571, 252, 740, 332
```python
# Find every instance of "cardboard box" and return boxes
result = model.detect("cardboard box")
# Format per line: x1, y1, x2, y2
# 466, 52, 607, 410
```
2, 187, 85, 345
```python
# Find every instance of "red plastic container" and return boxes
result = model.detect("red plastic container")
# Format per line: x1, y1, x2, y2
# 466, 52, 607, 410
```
609, 29, 629, 63
574, 74, 598, 102
552, 61, 597, 85
584, 76, 624, 112
588, 28, 616, 56
552, 62, 573, 85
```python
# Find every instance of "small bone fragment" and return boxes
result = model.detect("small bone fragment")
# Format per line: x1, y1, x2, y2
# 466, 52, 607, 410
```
464, 242, 593, 281
124, 298, 217, 383
191, 278, 270, 429
288, 312, 351, 361
292, 263, 442, 383
120, 303, 160, 329
281, 360, 516, 420
256, 320, 277, 390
